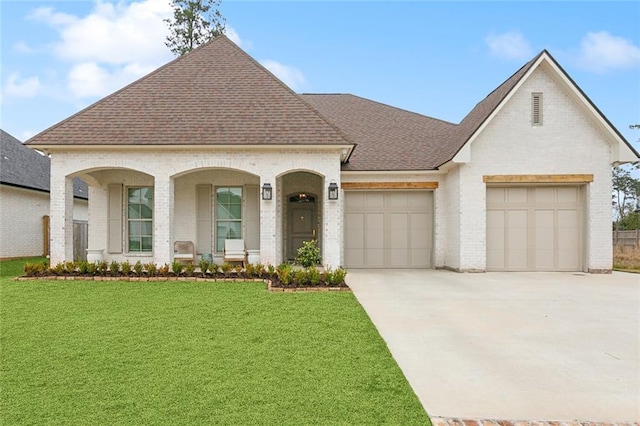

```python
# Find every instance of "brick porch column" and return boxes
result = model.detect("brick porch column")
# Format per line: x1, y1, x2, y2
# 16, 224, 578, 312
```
49, 175, 74, 264
259, 176, 277, 265
322, 174, 342, 269
153, 175, 174, 266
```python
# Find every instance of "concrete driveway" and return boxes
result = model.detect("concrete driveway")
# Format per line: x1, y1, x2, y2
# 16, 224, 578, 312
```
347, 270, 639, 422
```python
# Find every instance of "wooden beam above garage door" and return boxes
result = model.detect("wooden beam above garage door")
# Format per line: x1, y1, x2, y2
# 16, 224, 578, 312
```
341, 182, 439, 190
483, 174, 594, 184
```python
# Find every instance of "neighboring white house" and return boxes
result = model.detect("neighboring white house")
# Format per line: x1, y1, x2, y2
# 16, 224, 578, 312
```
26, 36, 639, 272
1, 130, 88, 259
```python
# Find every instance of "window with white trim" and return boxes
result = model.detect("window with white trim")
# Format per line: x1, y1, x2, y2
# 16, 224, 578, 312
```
127, 187, 153, 252
215, 187, 242, 252
531, 92, 543, 126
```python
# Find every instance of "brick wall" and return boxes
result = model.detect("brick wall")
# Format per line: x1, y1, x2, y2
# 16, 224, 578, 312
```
48, 148, 343, 267
1, 185, 87, 259
457, 66, 614, 271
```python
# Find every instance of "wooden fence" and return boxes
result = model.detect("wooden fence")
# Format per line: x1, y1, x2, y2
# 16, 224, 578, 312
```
612, 229, 640, 247
73, 221, 88, 261
42, 216, 88, 261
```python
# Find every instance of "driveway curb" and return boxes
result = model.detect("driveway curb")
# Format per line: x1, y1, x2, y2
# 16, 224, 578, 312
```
431, 417, 639, 426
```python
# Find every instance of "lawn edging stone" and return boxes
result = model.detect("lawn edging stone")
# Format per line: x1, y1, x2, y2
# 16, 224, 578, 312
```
14, 276, 351, 292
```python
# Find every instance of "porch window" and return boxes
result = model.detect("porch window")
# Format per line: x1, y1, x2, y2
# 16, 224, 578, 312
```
216, 187, 242, 252
127, 187, 153, 252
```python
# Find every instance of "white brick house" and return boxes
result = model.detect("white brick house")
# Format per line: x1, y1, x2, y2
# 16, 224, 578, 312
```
1, 130, 88, 259
27, 36, 638, 272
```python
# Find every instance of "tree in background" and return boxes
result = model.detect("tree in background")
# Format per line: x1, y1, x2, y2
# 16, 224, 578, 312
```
165, 0, 226, 56
612, 124, 640, 230
612, 164, 640, 230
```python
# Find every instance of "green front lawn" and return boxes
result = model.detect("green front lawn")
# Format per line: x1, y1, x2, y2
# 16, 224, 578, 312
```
0, 258, 430, 425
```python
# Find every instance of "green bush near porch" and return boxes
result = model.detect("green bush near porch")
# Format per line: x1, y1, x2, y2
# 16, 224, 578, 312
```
0, 258, 430, 425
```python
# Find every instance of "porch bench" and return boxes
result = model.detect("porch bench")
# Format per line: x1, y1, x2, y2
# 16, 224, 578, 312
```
174, 241, 195, 265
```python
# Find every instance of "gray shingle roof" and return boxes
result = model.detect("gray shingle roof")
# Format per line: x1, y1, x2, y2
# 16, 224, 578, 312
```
300, 94, 458, 171
301, 53, 542, 171
26, 36, 354, 148
1, 130, 88, 199
24, 41, 635, 171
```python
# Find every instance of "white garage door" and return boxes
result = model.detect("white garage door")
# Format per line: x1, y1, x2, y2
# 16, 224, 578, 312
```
344, 191, 433, 268
486, 186, 583, 271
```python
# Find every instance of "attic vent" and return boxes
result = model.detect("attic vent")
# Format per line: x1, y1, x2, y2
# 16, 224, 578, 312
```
531, 92, 543, 126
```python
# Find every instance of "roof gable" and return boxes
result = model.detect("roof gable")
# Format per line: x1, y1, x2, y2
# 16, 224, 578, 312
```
451, 50, 639, 165
26, 36, 353, 149
1, 130, 87, 198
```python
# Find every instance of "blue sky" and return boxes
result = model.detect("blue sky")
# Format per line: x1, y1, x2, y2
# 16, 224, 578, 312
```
1, 0, 639, 151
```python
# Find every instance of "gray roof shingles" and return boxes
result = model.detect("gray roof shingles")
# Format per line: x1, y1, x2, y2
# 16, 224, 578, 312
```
1, 130, 88, 199
26, 36, 353, 148
300, 94, 458, 171
25, 39, 634, 172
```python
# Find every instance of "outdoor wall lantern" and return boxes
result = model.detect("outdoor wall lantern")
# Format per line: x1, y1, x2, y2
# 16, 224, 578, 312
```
261, 183, 273, 200
328, 182, 339, 200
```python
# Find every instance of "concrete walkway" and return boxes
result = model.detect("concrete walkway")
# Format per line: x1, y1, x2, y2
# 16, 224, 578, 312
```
346, 270, 640, 423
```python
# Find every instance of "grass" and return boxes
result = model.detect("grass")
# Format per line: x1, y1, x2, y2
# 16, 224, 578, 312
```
0, 257, 430, 425
0, 256, 47, 278
613, 245, 640, 272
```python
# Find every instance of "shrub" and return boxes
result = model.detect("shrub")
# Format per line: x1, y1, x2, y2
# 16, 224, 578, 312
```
198, 259, 210, 275
295, 240, 321, 268
293, 268, 308, 286
144, 263, 157, 276
255, 263, 266, 278
109, 260, 120, 276
133, 261, 144, 276
97, 261, 108, 276
158, 263, 170, 277
172, 260, 184, 275
210, 263, 219, 275
220, 262, 232, 276
24, 262, 47, 277
87, 262, 97, 275
121, 260, 132, 276
185, 263, 196, 276
63, 261, 77, 275
233, 264, 243, 274
308, 266, 321, 286
276, 263, 292, 286
328, 268, 347, 286
245, 263, 256, 278
51, 262, 65, 276
77, 261, 90, 275
266, 264, 276, 278
321, 268, 331, 284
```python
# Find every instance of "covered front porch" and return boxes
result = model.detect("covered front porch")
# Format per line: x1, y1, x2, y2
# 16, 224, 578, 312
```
48, 149, 344, 269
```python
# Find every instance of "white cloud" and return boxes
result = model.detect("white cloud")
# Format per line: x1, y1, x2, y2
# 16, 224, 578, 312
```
13, 41, 35, 54
29, 6, 77, 27
225, 26, 242, 47
27, 0, 174, 100
574, 31, 640, 73
44, 0, 172, 66
486, 31, 533, 60
25, 0, 245, 100
4, 73, 42, 98
260, 59, 306, 91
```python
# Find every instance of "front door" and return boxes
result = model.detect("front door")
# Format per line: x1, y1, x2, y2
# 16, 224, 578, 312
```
288, 202, 316, 260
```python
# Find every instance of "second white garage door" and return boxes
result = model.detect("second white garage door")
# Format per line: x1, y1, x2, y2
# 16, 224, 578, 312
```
344, 191, 433, 268
487, 186, 584, 271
